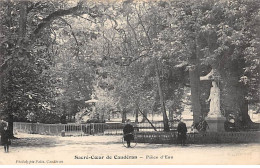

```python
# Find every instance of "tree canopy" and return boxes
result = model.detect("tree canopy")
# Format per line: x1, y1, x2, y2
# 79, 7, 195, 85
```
0, 0, 259, 131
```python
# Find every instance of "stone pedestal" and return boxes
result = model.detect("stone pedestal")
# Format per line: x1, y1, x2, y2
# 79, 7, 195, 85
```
206, 116, 226, 132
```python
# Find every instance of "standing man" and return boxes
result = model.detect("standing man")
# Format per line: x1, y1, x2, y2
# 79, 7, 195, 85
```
123, 119, 134, 148
177, 118, 187, 146
1, 126, 11, 153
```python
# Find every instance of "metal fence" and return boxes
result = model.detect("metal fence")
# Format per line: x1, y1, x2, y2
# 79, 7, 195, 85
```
137, 121, 178, 131
135, 131, 260, 144
14, 122, 66, 136
13, 121, 180, 136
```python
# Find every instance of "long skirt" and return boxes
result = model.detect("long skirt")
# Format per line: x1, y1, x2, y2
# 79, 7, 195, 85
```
177, 133, 187, 142
124, 133, 134, 141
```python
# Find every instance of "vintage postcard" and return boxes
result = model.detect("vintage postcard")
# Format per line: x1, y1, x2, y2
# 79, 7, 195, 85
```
0, 0, 259, 165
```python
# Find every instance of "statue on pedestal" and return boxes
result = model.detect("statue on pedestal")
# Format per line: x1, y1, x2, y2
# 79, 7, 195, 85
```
207, 81, 221, 118
205, 80, 226, 132
200, 69, 226, 132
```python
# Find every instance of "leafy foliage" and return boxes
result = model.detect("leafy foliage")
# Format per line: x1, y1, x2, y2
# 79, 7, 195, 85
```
0, 0, 259, 127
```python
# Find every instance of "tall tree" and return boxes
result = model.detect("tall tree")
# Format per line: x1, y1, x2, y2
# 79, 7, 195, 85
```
0, 0, 103, 134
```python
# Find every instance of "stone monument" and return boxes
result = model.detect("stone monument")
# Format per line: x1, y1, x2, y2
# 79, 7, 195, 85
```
205, 81, 226, 132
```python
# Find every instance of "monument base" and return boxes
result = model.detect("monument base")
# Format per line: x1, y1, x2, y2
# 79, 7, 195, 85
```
205, 116, 226, 132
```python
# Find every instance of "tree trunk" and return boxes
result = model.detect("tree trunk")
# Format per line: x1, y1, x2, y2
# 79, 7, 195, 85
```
18, 2, 27, 40
135, 107, 138, 123
154, 59, 169, 131
168, 108, 174, 128
169, 108, 173, 122
189, 64, 201, 124
7, 2, 28, 138
141, 109, 148, 123
219, 60, 254, 128
189, 37, 201, 125
200, 80, 211, 117
122, 109, 127, 123
8, 114, 14, 138
0, 1, 12, 104
108, 110, 111, 121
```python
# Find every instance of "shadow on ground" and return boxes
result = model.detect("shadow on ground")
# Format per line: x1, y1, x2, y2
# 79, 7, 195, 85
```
10, 134, 257, 150
10, 134, 122, 148
11, 137, 58, 148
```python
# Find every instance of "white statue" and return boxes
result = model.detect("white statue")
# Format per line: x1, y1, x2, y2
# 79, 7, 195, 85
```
207, 81, 221, 117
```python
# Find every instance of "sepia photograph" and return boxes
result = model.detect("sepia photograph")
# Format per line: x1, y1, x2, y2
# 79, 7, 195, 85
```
0, 0, 259, 165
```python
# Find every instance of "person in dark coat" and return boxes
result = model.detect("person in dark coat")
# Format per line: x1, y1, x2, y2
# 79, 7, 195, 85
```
123, 119, 134, 148
177, 119, 187, 146
1, 126, 11, 153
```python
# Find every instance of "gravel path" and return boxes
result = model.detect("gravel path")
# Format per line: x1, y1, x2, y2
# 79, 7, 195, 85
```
0, 133, 259, 165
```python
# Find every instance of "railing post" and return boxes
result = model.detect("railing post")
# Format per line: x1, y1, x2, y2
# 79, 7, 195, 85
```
13, 122, 15, 132
56, 124, 59, 135
102, 124, 104, 135
115, 124, 117, 135
30, 123, 33, 133
80, 124, 83, 136
92, 123, 94, 135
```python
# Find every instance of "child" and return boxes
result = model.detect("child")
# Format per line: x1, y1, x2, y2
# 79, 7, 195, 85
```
1, 126, 11, 153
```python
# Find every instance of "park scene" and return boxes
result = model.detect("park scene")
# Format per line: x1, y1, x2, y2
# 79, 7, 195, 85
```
0, 0, 259, 165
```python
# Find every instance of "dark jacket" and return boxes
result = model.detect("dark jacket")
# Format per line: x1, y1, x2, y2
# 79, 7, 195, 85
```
177, 122, 187, 140
123, 124, 134, 141
1, 130, 11, 145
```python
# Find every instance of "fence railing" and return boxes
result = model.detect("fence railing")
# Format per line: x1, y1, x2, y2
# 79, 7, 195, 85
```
135, 131, 260, 144
136, 121, 179, 131
14, 121, 180, 136
14, 122, 66, 136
